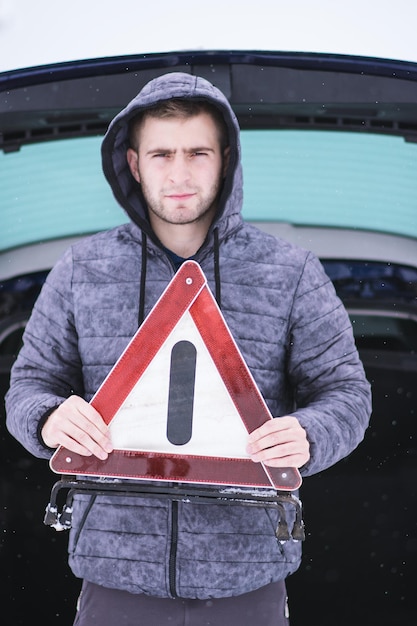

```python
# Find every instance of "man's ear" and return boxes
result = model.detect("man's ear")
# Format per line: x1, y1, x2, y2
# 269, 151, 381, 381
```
126, 148, 141, 183
222, 146, 231, 177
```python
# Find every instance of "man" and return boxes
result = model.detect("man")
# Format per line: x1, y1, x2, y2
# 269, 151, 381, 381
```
5, 72, 372, 625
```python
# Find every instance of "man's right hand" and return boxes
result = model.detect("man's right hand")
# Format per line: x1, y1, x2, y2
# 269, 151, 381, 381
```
41, 395, 114, 460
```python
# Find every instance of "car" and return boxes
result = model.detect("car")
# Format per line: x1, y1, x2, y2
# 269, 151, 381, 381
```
1, 50, 416, 625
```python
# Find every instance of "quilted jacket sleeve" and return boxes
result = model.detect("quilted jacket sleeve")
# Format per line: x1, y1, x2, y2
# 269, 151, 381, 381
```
288, 252, 372, 476
5, 247, 83, 459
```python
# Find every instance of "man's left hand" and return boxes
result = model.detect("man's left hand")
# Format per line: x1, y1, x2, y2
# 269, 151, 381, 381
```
246, 416, 310, 468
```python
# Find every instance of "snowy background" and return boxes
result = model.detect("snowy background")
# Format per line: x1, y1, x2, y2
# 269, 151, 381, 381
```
1, 0, 417, 72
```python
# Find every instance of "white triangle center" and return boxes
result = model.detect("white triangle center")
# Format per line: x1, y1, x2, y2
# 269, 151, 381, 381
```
109, 310, 250, 459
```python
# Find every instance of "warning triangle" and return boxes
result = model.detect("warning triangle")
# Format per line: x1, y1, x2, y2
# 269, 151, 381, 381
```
50, 261, 301, 491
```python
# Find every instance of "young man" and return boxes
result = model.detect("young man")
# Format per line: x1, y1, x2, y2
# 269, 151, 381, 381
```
5, 72, 372, 625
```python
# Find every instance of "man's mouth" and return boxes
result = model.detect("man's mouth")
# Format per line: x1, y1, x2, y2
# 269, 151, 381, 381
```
166, 193, 195, 201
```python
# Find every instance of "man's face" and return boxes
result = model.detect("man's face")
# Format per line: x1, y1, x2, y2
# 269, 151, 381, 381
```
127, 112, 229, 229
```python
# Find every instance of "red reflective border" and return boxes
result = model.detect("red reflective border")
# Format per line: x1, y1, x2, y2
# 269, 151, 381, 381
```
50, 261, 302, 491
52, 449, 301, 490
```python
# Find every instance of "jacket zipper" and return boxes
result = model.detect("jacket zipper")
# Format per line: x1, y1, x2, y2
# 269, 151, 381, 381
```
169, 500, 179, 597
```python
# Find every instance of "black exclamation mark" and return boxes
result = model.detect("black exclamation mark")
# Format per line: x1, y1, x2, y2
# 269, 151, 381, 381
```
166, 340, 197, 445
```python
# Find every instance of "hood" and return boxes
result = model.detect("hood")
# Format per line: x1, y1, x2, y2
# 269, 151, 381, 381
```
101, 72, 243, 239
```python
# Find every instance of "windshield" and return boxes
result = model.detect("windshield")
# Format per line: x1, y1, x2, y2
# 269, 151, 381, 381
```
2, 129, 417, 252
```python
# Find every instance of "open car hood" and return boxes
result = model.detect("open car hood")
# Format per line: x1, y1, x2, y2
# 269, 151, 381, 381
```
2, 50, 417, 151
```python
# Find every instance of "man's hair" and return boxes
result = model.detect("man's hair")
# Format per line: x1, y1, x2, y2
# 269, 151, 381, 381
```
128, 98, 229, 151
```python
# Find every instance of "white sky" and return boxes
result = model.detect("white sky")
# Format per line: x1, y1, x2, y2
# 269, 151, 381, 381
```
1, 0, 417, 72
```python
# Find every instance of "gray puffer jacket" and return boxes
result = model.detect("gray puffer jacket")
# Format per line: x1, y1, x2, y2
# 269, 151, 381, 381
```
5, 72, 372, 599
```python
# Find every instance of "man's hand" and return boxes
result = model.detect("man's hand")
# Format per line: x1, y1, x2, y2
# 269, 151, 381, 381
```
41, 395, 114, 460
246, 416, 310, 468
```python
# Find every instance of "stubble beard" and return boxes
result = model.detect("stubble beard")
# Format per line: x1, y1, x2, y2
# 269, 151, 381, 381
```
140, 179, 223, 226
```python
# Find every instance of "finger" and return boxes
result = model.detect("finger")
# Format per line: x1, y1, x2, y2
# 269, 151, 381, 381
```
63, 414, 113, 459
262, 452, 309, 468
247, 416, 291, 443
60, 429, 111, 460
68, 409, 113, 450
44, 396, 113, 458
249, 442, 309, 468
48, 415, 112, 459
247, 424, 287, 455
246, 417, 310, 467
248, 437, 295, 460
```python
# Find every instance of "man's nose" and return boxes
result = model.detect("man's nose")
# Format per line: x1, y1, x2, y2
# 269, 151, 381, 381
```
168, 155, 190, 182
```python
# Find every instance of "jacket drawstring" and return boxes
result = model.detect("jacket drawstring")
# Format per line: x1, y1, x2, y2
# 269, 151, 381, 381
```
138, 231, 148, 326
213, 227, 221, 307
138, 228, 222, 326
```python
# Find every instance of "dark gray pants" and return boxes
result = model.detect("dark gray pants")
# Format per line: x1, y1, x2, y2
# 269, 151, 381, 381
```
73, 579, 290, 626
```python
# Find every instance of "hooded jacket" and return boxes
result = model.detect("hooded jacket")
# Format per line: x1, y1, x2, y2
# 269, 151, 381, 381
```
5, 72, 372, 599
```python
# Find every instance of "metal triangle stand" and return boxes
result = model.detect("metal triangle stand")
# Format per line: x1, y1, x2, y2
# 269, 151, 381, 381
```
44, 476, 305, 541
